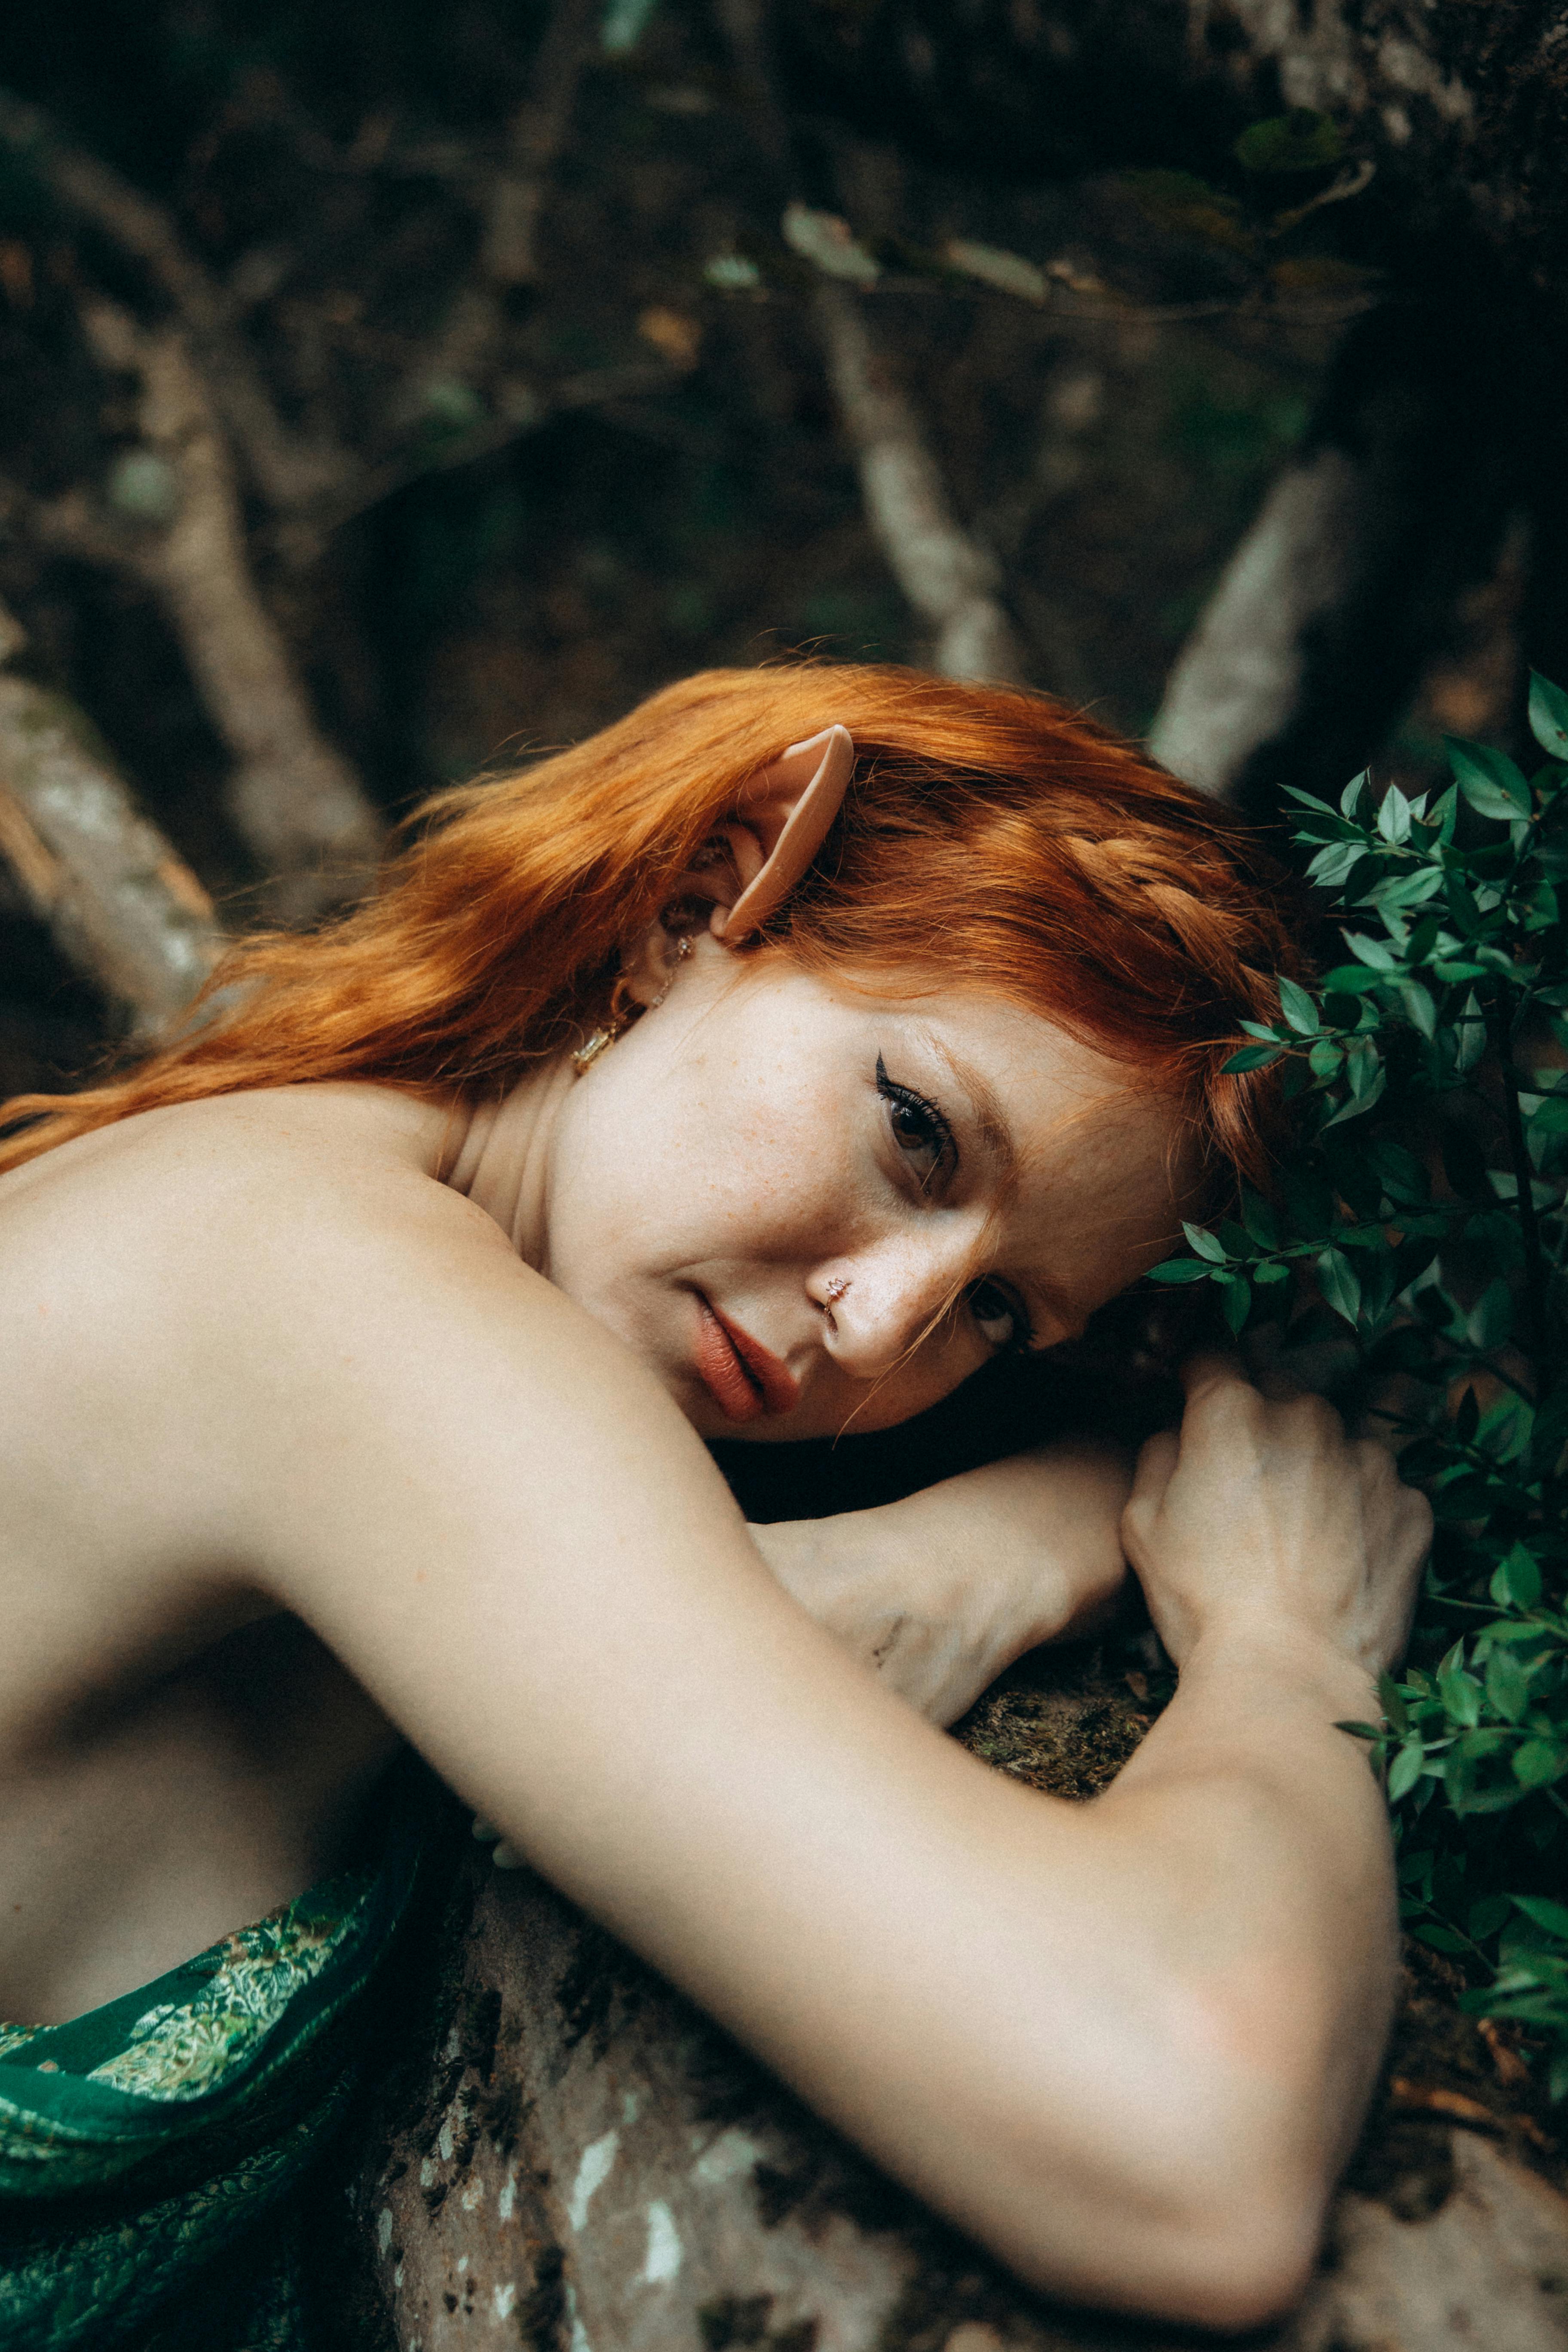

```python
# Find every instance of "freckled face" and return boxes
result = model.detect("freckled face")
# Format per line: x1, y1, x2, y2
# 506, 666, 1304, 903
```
539, 948, 1197, 1442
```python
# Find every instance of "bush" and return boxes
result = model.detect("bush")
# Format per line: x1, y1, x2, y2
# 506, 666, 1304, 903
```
1154, 676, 1568, 2103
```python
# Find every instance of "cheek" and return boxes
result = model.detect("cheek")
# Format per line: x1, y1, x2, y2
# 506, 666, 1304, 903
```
552, 1050, 854, 1279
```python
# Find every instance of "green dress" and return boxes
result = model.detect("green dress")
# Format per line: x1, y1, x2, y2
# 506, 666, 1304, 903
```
0, 1763, 437, 2351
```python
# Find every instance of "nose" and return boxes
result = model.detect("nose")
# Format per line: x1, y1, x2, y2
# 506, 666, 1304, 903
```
812, 1232, 976, 1379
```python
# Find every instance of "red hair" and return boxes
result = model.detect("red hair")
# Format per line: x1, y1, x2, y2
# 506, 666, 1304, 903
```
0, 665, 1307, 1194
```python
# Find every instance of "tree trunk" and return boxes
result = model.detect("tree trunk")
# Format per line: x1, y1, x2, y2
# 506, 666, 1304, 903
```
336, 1676, 1568, 2352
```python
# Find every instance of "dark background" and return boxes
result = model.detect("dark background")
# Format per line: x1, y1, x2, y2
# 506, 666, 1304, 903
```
1, 0, 1563, 1499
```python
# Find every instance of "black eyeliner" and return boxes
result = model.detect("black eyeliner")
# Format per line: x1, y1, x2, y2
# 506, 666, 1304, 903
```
875, 1054, 958, 1179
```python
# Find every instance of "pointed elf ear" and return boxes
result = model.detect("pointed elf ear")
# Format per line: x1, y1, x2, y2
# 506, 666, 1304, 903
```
700, 724, 855, 943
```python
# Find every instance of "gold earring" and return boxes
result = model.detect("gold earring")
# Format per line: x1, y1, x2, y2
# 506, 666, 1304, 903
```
570, 937, 692, 1075
648, 934, 694, 1009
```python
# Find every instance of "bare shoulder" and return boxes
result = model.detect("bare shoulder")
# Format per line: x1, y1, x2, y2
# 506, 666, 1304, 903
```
0, 1083, 506, 1332
0, 1084, 686, 1584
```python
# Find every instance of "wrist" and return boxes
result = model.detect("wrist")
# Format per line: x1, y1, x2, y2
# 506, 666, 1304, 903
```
1180, 1615, 1379, 1714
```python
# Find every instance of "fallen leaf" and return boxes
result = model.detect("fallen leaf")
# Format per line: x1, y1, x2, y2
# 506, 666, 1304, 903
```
637, 306, 701, 368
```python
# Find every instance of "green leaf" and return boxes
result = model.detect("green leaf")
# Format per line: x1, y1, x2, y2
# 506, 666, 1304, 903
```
1182, 1222, 1229, 1263
1342, 931, 1400, 970
1239, 1188, 1280, 1249
1320, 1066, 1386, 1126
1276, 975, 1319, 1034
1448, 738, 1532, 820
1317, 1246, 1362, 1324
1465, 1278, 1513, 1351
1528, 671, 1568, 761
1219, 1275, 1252, 1334
1377, 784, 1412, 845
1146, 1258, 1213, 1283
1514, 1894, 1568, 1940
1437, 1661, 1482, 1728
1485, 1648, 1531, 1723
1378, 1673, 1410, 1736
1234, 108, 1344, 174
1221, 1044, 1286, 1072
1513, 1740, 1568, 1789
1397, 980, 1437, 1038
1490, 1545, 1544, 1610
1411, 1922, 1471, 1955
1470, 1893, 1513, 1941
1254, 1258, 1289, 1284
601, 0, 662, 51
1387, 1741, 1427, 1800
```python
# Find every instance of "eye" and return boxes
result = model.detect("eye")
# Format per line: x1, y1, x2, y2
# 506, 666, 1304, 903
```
967, 1279, 1032, 1354
876, 1054, 956, 1185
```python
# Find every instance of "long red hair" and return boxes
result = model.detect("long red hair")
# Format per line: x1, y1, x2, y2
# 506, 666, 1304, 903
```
0, 665, 1307, 1194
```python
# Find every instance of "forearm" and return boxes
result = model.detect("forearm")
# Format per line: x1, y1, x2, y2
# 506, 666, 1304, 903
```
1094, 1619, 1397, 2192
750, 1441, 1133, 1721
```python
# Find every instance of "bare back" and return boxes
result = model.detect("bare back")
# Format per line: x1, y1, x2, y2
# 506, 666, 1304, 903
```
0, 1087, 461, 2019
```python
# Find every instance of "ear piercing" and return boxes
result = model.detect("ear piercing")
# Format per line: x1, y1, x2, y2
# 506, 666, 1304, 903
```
571, 936, 692, 1075
648, 934, 693, 1010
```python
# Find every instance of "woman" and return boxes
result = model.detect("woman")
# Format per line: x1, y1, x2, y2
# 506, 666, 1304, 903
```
0, 665, 1428, 2345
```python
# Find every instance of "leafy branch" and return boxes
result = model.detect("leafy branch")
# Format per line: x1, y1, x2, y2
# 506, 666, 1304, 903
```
1152, 676, 1568, 2102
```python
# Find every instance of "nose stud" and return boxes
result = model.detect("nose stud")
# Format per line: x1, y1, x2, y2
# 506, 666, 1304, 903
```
823, 1277, 850, 1305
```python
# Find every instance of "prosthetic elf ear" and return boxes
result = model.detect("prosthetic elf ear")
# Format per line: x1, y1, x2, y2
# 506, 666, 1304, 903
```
697, 724, 855, 943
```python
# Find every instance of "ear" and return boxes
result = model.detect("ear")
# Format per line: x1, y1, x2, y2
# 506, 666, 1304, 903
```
696, 725, 855, 943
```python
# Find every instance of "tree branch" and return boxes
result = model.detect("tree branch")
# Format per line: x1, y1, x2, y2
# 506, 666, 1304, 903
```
813, 281, 1027, 683
0, 86, 349, 517
480, 0, 604, 288
1147, 445, 1365, 801
713, 0, 1026, 686
31, 299, 385, 925
0, 605, 222, 1040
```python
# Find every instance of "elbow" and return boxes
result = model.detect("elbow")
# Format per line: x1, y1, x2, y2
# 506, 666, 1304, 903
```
1118, 2067, 1330, 2334
1000, 2046, 1330, 2331
1145, 2196, 1321, 2335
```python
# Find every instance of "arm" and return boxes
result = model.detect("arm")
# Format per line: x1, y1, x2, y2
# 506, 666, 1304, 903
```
749, 1439, 1132, 1724
110, 1151, 1426, 2331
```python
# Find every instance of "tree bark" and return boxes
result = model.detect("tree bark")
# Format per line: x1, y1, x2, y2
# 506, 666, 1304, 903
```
0, 627, 221, 1042
340, 1682, 1568, 2352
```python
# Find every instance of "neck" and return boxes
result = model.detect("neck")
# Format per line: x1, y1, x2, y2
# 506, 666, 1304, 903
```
438, 1056, 575, 1266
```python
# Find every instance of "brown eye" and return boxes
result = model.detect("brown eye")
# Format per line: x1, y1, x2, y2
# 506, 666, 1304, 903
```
876, 1054, 955, 1180
968, 1280, 1025, 1352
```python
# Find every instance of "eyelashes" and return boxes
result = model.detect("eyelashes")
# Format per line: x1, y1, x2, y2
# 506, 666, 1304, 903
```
875, 1054, 956, 1185
873, 1054, 1034, 1355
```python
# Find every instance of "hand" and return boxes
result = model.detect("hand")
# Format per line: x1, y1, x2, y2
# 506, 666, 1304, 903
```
1120, 1356, 1431, 1678
751, 1440, 1132, 1725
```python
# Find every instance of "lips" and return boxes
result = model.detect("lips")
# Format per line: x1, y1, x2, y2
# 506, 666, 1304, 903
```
692, 1296, 801, 1423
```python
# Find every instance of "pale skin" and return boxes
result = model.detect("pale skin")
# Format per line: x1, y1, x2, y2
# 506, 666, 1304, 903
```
0, 807, 1430, 2333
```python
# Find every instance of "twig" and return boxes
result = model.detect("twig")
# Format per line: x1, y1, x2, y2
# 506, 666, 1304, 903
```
710, 0, 1026, 685
0, 611, 222, 1039
1491, 995, 1550, 1389
0, 86, 348, 516
32, 299, 385, 924
481, 0, 603, 288
813, 282, 1026, 683
1147, 446, 1365, 799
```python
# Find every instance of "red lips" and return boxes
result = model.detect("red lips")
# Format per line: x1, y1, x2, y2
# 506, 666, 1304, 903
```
692, 1297, 801, 1423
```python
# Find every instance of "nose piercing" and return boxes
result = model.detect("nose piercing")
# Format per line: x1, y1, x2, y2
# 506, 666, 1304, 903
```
823, 1277, 850, 1305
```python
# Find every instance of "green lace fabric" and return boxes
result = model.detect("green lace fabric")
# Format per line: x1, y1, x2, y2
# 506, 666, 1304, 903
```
0, 1770, 432, 2352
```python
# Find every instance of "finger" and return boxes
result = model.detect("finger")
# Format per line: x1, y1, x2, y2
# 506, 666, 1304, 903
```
1127, 1430, 1180, 1517
1178, 1348, 1249, 1407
